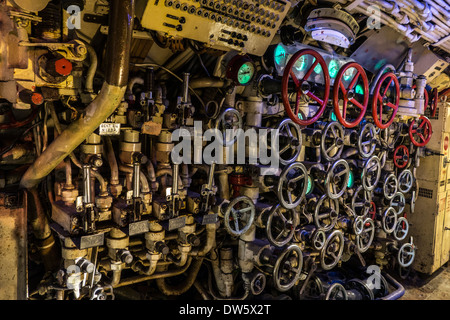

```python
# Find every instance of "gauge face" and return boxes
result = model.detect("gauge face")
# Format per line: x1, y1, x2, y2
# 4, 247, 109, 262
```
330, 111, 337, 122
343, 67, 356, 82
227, 55, 255, 86
313, 58, 322, 74
355, 84, 364, 95
306, 175, 313, 195
294, 55, 308, 72
328, 60, 339, 78
274, 44, 287, 67
347, 170, 354, 188
237, 62, 255, 85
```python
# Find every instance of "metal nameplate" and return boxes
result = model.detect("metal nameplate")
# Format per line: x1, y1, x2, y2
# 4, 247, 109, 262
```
129, 220, 150, 236
162, 216, 186, 231
196, 213, 218, 225
79, 233, 105, 249
99, 123, 121, 136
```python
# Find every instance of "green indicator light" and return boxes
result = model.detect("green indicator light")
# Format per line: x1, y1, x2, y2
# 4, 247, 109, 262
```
355, 84, 364, 95
274, 44, 287, 66
298, 112, 303, 120
313, 58, 322, 74
347, 171, 354, 188
294, 55, 308, 71
343, 67, 355, 81
237, 62, 254, 85
374, 59, 387, 71
306, 176, 313, 194
330, 112, 337, 122
328, 60, 339, 78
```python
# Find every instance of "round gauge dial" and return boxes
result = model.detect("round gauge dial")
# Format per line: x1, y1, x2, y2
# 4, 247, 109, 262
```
237, 62, 255, 85
328, 60, 339, 79
226, 55, 255, 85
274, 44, 287, 67
294, 55, 308, 72
343, 66, 356, 81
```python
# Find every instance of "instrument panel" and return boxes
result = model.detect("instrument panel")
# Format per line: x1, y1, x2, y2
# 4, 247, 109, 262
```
140, 0, 291, 56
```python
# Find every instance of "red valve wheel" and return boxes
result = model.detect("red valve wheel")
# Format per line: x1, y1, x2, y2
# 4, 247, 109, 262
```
412, 84, 428, 113
429, 88, 438, 118
409, 115, 432, 147
393, 145, 409, 169
333, 62, 369, 128
372, 72, 400, 129
281, 49, 330, 126
369, 201, 376, 221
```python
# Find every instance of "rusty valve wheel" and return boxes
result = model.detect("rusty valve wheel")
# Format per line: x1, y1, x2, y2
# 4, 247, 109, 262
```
409, 115, 432, 147
273, 245, 304, 292
281, 49, 330, 126
371, 72, 400, 129
277, 162, 308, 209
393, 145, 409, 169
333, 62, 369, 128
223, 195, 255, 237
266, 204, 297, 247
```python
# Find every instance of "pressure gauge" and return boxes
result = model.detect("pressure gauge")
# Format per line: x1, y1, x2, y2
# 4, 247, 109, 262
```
328, 59, 339, 79
226, 55, 256, 85
274, 44, 288, 67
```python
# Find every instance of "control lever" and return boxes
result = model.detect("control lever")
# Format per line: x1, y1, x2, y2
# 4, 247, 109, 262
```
166, 163, 182, 217
131, 152, 146, 222
82, 163, 96, 232
200, 162, 216, 213
298, 258, 318, 297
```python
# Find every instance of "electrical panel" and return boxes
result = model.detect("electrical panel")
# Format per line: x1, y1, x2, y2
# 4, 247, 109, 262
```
140, 0, 291, 56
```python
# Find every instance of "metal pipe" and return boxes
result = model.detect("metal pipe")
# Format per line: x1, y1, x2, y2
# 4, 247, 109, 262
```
104, 137, 119, 185
113, 257, 193, 288
380, 272, 405, 300
155, 258, 204, 296
20, 0, 134, 190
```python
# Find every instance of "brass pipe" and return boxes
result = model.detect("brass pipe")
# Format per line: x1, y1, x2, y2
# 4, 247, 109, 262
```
113, 257, 193, 288
155, 258, 204, 296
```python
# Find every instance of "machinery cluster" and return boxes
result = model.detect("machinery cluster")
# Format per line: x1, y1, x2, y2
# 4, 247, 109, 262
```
0, 0, 449, 300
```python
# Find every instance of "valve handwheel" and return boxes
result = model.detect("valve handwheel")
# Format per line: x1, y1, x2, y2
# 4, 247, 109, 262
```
409, 115, 432, 147
372, 72, 400, 129
393, 145, 409, 169
281, 49, 330, 126
273, 245, 304, 292
223, 195, 255, 237
333, 62, 369, 128
266, 204, 296, 247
